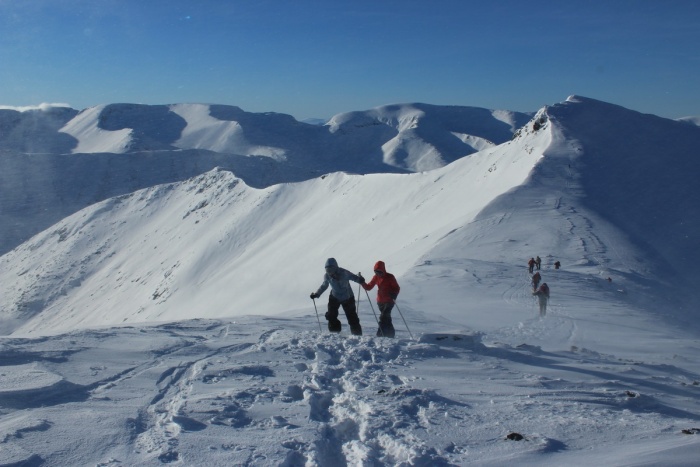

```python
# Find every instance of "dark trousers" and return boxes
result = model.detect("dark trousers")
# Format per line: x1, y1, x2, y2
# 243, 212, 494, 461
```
326, 295, 362, 335
376, 302, 395, 338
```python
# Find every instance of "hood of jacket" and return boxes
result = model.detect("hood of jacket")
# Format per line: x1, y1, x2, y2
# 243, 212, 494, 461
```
373, 261, 386, 273
325, 258, 339, 274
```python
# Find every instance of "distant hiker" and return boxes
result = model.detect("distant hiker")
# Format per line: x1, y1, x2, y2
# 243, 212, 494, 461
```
361, 261, 401, 338
533, 283, 550, 317
554, 261, 561, 270
528, 258, 536, 274
535, 256, 542, 271
531, 271, 541, 291
310, 258, 364, 335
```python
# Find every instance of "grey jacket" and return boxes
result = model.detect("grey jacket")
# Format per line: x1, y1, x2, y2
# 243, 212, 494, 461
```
315, 258, 362, 302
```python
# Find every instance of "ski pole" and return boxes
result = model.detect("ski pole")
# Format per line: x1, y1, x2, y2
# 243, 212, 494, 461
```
311, 297, 322, 332
364, 289, 384, 337
393, 300, 414, 340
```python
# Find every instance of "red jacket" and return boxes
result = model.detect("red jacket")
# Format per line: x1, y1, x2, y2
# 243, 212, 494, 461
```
534, 283, 550, 298
362, 261, 400, 303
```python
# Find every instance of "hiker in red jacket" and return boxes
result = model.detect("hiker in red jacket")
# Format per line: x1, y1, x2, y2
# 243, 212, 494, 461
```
532, 271, 541, 291
528, 257, 536, 274
361, 261, 400, 338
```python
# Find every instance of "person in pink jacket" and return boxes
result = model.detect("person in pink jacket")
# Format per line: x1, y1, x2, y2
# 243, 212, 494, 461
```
361, 261, 400, 337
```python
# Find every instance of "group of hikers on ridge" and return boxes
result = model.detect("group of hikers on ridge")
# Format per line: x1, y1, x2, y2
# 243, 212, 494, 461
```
308, 255, 556, 337
310, 258, 400, 337
529, 256, 553, 316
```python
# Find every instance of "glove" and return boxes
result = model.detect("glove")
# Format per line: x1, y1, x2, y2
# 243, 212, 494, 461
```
358, 273, 366, 284
310, 293, 318, 299
390, 293, 398, 300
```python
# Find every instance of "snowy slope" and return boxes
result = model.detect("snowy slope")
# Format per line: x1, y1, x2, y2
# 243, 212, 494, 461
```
552, 96, 700, 286
52, 102, 529, 166
2, 97, 698, 337
0, 121, 545, 336
1, 317, 698, 466
170, 104, 287, 159
327, 103, 530, 171
59, 105, 133, 153
0, 102, 527, 255
1, 96, 699, 465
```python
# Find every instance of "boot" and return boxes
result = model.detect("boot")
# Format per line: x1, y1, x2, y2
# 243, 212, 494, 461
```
328, 320, 341, 333
377, 324, 395, 338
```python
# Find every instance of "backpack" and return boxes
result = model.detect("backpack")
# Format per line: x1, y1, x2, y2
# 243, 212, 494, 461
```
540, 283, 550, 297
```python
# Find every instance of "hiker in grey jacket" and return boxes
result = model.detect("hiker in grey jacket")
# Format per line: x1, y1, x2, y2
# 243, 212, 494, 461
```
310, 258, 364, 335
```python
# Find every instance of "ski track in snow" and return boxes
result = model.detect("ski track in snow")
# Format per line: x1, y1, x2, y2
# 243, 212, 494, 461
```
1, 316, 699, 466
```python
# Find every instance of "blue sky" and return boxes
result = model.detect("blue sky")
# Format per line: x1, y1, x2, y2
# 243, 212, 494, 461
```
1, 0, 699, 120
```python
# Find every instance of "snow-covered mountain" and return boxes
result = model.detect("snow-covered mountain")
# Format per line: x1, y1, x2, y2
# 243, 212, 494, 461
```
0, 102, 531, 255
1, 96, 699, 466
2, 95, 698, 335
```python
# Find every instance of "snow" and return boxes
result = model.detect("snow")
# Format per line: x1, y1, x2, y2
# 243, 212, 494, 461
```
170, 104, 287, 160
328, 103, 531, 171
0, 363, 63, 393
0, 317, 698, 465
1, 96, 700, 465
1, 101, 529, 257
59, 105, 133, 154
677, 116, 700, 126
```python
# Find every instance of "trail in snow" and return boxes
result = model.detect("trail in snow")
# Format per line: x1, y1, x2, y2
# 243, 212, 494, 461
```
1, 315, 699, 466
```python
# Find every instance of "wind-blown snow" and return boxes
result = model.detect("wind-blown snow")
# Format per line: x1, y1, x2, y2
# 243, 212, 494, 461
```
677, 115, 700, 126
0, 103, 71, 112
1, 96, 699, 466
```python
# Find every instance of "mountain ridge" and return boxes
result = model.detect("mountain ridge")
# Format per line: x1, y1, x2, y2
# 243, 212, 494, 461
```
0, 101, 531, 255
2, 95, 698, 336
